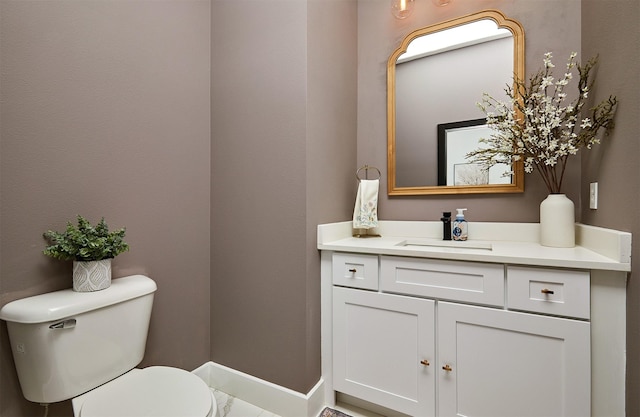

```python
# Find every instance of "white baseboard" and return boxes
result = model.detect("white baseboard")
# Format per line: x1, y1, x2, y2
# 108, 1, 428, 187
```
192, 361, 325, 417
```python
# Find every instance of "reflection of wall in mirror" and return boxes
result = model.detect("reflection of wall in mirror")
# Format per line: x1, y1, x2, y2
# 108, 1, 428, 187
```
395, 37, 512, 187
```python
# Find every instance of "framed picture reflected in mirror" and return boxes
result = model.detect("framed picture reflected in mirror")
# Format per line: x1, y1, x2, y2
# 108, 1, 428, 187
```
437, 118, 512, 186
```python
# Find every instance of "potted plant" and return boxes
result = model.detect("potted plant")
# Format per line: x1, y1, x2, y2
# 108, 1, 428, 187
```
467, 52, 617, 247
43, 215, 129, 292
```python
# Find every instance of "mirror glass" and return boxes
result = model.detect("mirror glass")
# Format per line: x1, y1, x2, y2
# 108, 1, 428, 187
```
387, 10, 525, 195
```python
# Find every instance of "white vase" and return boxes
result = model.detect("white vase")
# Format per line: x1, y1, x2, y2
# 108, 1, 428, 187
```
539, 194, 575, 248
72, 259, 112, 292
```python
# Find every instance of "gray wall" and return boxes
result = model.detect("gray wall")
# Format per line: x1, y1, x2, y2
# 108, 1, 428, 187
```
0, 2, 211, 416
210, 1, 308, 391
581, 1, 640, 415
210, 0, 357, 393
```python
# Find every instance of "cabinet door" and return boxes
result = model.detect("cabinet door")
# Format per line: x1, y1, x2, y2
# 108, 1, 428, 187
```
333, 287, 435, 416
438, 302, 590, 417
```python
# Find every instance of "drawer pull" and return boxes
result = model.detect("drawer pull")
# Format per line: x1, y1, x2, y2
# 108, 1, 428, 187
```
541, 288, 555, 295
420, 359, 430, 366
348, 268, 357, 273
442, 364, 453, 372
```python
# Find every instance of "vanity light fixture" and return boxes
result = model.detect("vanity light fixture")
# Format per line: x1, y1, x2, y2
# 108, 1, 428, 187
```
392, 0, 452, 19
391, 0, 415, 19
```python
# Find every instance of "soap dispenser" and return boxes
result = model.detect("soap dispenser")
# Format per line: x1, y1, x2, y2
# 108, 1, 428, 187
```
452, 208, 468, 241
441, 212, 452, 240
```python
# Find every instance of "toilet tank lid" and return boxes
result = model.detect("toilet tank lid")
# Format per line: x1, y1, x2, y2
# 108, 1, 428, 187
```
0, 275, 157, 324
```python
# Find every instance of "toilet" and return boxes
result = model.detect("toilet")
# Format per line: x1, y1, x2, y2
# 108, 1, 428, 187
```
0, 275, 217, 417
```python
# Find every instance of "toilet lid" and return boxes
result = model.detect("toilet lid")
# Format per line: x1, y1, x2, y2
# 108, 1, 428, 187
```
80, 366, 213, 417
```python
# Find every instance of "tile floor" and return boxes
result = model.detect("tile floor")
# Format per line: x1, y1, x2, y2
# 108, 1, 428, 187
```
212, 389, 279, 417
211, 388, 379, 417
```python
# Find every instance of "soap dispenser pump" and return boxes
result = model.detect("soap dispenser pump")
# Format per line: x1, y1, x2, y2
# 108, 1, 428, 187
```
452, 208, 468, 241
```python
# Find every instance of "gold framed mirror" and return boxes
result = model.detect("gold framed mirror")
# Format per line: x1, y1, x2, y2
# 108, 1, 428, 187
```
387, 10, 525, 195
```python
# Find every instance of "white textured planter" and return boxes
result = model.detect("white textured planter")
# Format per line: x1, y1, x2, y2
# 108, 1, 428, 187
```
539, 194, 575, 248
72, 259, 112, 292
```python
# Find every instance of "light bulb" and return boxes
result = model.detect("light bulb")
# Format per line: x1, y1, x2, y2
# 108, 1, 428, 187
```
391, 0, 415, 19
432, 0, 453, 6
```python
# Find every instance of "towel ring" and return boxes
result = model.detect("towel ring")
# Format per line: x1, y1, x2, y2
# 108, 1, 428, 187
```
356, 165, 381, 182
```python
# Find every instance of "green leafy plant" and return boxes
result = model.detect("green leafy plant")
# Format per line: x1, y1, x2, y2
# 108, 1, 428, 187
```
43, 215, 129, 261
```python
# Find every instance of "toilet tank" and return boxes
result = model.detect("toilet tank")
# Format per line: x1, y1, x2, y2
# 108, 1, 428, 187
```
0, 275, 157, 404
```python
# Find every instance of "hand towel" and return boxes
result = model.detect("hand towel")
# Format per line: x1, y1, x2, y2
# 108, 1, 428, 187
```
353, 179, 379, 229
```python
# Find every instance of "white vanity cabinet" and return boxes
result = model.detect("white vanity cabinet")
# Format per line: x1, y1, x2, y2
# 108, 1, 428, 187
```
319, 221, 630, 417
330, 254, 591, 416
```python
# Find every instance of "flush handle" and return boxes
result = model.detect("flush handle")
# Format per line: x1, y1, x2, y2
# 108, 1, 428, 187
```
49, 319, 76, 330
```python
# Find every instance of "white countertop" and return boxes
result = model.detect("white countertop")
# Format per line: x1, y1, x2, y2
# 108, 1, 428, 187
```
318, 221, 632, 272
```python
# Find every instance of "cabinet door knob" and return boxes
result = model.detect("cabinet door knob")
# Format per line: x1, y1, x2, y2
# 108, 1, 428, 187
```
420, 359, 430, 366
348, 268, 357, 273
541, 288, 555, 295
442, 364, 453, 372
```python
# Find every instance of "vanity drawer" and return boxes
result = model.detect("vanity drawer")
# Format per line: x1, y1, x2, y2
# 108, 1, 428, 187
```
380, 256, 504, 306
333, 253, 379, 290
507, 266, 590, 319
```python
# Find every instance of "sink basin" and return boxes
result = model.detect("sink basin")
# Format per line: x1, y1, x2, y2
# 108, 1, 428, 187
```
396, 238, 493, 250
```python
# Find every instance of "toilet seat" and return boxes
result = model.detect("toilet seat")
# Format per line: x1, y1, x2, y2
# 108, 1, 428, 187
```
75, 366, 215, 417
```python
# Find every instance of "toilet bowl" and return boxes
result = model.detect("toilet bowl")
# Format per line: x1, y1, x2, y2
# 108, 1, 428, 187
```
72, 367, 218, 417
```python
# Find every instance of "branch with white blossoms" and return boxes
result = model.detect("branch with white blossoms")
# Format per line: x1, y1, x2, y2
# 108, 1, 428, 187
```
467, 52, 618, 194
